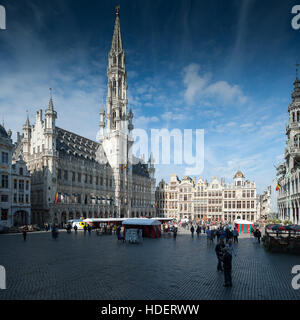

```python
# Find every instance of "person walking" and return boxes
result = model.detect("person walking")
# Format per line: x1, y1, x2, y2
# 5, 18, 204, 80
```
210, 229, 215, 243
220, 229, 226, 243
233, 228, 239, 243
74, 224, 78, 233
223, 248, 233, 287
88, 224, 92, 236
190, 225, 195, 238
216, 228, 221, 243
196, 225, 201, 238
52, 225, 58, 240
225, 228, 230, 244
255, 229, 262, 244
22, 228, 27, 242
173, 227, 178, 239
215, 239, 225, 272
84, 224, 87, 236
206, 227, 211, 244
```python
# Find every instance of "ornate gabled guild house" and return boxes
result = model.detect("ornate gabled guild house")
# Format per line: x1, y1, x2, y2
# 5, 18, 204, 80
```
14, 7, 156, 225
155, 170, 257, 223
0, 124, 31, 229
277, 72, 300, 224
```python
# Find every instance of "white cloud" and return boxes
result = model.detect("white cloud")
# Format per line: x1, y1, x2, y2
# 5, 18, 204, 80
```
134, 116, 159, 129
161, 111, 191, 122
182, 63, 247, 106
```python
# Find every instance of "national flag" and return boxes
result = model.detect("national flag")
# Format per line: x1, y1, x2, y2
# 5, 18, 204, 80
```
276, 183, 281, 191
55, 192, 59, 204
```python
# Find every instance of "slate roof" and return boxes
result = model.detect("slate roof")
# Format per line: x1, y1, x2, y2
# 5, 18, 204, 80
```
56, 127, 100, 162
132, 162, 150, 178
55, 127, 151, 178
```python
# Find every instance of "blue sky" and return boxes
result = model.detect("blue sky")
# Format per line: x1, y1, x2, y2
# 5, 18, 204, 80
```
0, 0, 300, 193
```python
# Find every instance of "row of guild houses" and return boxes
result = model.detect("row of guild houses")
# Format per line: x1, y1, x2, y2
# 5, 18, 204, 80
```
155, 170, 258, 223
9, 7, 156, 226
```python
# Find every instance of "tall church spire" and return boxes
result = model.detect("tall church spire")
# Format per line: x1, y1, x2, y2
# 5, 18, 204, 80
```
105, 5, 128, 133
111, 5, 123, 54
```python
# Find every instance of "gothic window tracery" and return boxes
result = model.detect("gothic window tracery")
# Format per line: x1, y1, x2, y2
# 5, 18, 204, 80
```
294, 134, 300, 148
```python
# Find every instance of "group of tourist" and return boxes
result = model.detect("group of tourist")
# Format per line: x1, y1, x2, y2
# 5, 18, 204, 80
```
162, 223, 178, 239
190, 225, 240, 244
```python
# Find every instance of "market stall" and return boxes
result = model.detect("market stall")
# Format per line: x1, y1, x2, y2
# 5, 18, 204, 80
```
122, 218, 162, 239
263, 224, 300, 253
234, 219, 253, 234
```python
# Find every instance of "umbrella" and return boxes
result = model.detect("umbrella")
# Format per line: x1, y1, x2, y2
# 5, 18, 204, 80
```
271, 224, 286, 231
284, 225, 295, 231
266, 224, 275, 230
290, 225, 300, 232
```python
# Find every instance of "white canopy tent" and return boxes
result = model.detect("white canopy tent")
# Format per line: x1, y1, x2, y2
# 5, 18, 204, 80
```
122, 218, 161, 226
234, 219, 253, 225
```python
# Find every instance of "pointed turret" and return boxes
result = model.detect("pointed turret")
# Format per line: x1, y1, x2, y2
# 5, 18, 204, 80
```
23, 115, 31, 129
45, 88, 57, 138
48, 96, 54, 111
292, 64, 300, 101
111, 5, 123, 54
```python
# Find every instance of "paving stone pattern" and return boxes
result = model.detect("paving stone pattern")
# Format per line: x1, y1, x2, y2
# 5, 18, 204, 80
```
0, 230, 299, 300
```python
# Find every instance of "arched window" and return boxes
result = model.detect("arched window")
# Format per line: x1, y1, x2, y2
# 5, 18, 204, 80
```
294, 134, 300, 148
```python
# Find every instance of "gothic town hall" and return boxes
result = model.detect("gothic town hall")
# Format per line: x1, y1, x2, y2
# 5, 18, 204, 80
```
13, 8, 156, 225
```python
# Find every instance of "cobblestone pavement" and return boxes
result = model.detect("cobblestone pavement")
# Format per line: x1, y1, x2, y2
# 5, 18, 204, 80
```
0, 230, 299, 300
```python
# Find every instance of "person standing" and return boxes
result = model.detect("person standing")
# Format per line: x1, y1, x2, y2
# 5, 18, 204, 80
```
215, 239, 225, 271
206, 227, 211, 244
74, 224, 78, 234
173, 227, 178, 239
196, 225, 201, 238
88, 224, 92, 236
52, 225, 58, 240
22, 228, 27, 242
84, 224, 87, 236
255, 229, 261, 244
223, 248, 232, 287
233, 228, 239, 243
216, 228, 221, 243
190, 225, 195, 238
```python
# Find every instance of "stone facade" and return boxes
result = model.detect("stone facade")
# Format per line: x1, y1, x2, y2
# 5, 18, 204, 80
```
0, 125, 13, 228
11, 156, 31, 226
277, 73, 300, 224
259, 186, 272, 219
0, 124, 31, 228
155, 170, 257, 223
14, 7, 156, 225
